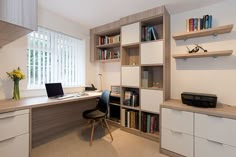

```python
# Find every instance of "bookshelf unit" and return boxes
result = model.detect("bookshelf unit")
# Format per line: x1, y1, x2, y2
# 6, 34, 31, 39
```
90, 6, 170, 142
120, 6, 170, 142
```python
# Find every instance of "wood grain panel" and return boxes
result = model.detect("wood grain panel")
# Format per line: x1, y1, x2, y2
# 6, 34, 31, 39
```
32, 99, 97, 147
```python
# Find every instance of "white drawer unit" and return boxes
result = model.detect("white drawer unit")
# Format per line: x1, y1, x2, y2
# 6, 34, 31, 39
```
0, 133, 29, 157
140, 89, 163, 113
121, 66, 140, 87
195, 137, 236, 157
162, 128, 193, 157
0, 109, 29, 141
121, 22, 140, 45
162, 108, 194, 135
195, 113, 236, 147
141, 41, 163, 65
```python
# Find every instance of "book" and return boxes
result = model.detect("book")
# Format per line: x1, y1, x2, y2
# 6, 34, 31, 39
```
135, 112, 139, 129
124, 91, 132, 106
205, 15, 209, 29
186, 19, 189, 32
208, 15, 212, 28
130, 111, 136, 128
189, 18, 194, 31
194, 18, 198, 31
121, 109, 126, 127
150, 116, 155, 133
142, 113, 147, 132
147, 114, 151, 133
150, 27, 158, 40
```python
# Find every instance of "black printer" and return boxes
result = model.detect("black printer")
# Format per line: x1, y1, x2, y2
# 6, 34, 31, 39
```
181, 92, 217, 108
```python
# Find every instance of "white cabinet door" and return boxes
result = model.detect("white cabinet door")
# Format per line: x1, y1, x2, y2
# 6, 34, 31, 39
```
195, 137, 236, 157
140, 89, 163, 113
0, 0, 37, 30
162, 108, 193, 135
195, 113, 236, 147
0, 110, 29, 141
121, 66, 140, 87
0, 133, 29, 157
121, 22, 140, 45
161, 128, 193, 157
141, 41, 163, 65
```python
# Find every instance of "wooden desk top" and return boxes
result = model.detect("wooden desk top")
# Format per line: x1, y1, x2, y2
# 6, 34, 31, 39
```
0, 92, 101, 114
161, 99, 236, 120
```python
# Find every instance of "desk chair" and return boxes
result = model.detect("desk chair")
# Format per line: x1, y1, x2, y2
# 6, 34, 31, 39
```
82, 90, 113, 145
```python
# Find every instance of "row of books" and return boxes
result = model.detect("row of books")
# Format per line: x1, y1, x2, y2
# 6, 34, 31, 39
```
97, 49, 120, 60
186, 15, 212, 32
98, 34, 120, 45
141, 26, 158, 41
121, 109, 139, 129
141, 113, 159, 133
123, 91, 139, 107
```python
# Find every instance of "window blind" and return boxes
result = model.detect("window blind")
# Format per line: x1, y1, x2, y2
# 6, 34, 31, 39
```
27, 26, 85, 89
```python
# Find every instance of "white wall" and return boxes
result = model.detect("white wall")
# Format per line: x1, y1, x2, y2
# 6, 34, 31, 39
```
0, 7, 98, 99
171, 0, 236, 105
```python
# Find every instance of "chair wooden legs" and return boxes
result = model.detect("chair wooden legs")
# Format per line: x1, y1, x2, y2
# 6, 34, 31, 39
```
103, 119, 113, 141
90, 120, 95, 146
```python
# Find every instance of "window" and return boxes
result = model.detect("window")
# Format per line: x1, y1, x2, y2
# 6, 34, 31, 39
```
27, 26, 85, 89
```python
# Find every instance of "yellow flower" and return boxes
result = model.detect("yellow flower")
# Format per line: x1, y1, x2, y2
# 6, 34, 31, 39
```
6, 67, 25, 81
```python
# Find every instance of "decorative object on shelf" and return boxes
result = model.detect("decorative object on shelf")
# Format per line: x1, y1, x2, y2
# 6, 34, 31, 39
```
187, 44, 207, 53
6, 67, 25, 100
186, 15, 212, 32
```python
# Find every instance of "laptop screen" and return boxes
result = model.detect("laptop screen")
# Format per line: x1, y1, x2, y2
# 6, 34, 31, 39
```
45, 83, 64, 97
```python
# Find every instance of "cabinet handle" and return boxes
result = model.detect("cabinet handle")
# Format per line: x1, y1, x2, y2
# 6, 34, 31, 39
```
207, 139, 223, 145
170, 130, 183, 135
0, 136, 15, 143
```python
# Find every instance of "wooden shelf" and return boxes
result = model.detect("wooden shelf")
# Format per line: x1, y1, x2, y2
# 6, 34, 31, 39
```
97, 58, 120, 63
172, 50, 233, 59
110, 102, 120, 106
96, 42, 120, 48
122, 105, 140, 111
172, 24, 234, 40
110, 93, 120, 97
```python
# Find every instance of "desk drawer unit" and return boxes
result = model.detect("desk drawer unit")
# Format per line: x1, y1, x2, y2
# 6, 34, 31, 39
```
195, 113, 236, 147
0, 133, 29, 157
0, 109, 29, 157
195, 137, 236, 157
0, 109, 29, 141
162, 108, 193, 135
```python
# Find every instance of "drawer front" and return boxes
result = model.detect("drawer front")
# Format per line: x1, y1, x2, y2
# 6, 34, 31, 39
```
121, 22, 140, 45
140, 89, 163, 113
162, 108, 193, 135
0, 133, 29, 157
195, 113, 236, 147
141, 41, 163, 65
195, 137, 236, 157
121, 66, 140, 87
161, 128, 193, 157
0, 113, 29, 141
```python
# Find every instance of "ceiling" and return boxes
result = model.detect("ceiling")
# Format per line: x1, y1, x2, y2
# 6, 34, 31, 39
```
39, 0, 225, 29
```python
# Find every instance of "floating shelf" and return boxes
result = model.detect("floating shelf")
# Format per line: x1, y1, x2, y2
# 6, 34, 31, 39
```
172, 50, 233, 59
172, 24, 234, 40
97, 58, 120, 63
96, 42, 120, 48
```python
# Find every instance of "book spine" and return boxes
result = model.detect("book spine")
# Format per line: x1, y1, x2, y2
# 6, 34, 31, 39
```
135, 112, 139, 129
205, 15, 209, 29
208, 15, 212, 28
121, 109, 126, 127
150, 115, 154, 133
127, 111, 130, 128
131, 111, 135, 128
147, 114, 151, 133
186, 19, 189, 32
189, 18, 194, 32
194, 18, 198, 31
200, 18, 204, 30
143, 113, 147, 132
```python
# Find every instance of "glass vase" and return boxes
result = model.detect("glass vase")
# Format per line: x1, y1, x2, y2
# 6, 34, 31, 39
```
13, 79, 20, 100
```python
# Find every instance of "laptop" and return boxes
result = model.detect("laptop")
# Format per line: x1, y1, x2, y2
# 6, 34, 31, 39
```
45, 83, 75, 99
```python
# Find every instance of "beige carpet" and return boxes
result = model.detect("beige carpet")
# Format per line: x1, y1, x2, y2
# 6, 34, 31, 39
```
32, 125, 168, 157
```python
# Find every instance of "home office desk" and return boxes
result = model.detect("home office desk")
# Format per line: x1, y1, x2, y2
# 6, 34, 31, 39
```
0, 91, 101, 157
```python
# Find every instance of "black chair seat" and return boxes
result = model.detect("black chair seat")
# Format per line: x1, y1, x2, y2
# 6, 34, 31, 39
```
83, 108, 106, 119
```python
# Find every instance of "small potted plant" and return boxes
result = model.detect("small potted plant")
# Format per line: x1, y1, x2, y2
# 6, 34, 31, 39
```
6, 67, 25, 100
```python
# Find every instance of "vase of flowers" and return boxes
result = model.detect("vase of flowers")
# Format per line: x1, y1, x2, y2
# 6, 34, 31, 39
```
6, 67, 25, 100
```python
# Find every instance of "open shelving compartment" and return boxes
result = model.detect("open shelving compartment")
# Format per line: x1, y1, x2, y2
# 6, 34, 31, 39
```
121, 44, 140, 66
141, 65, 163, 90
121, 87, 140, 109
95, 28, 121, 62
140, 111, 160, 137
141, 16, 164, 42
